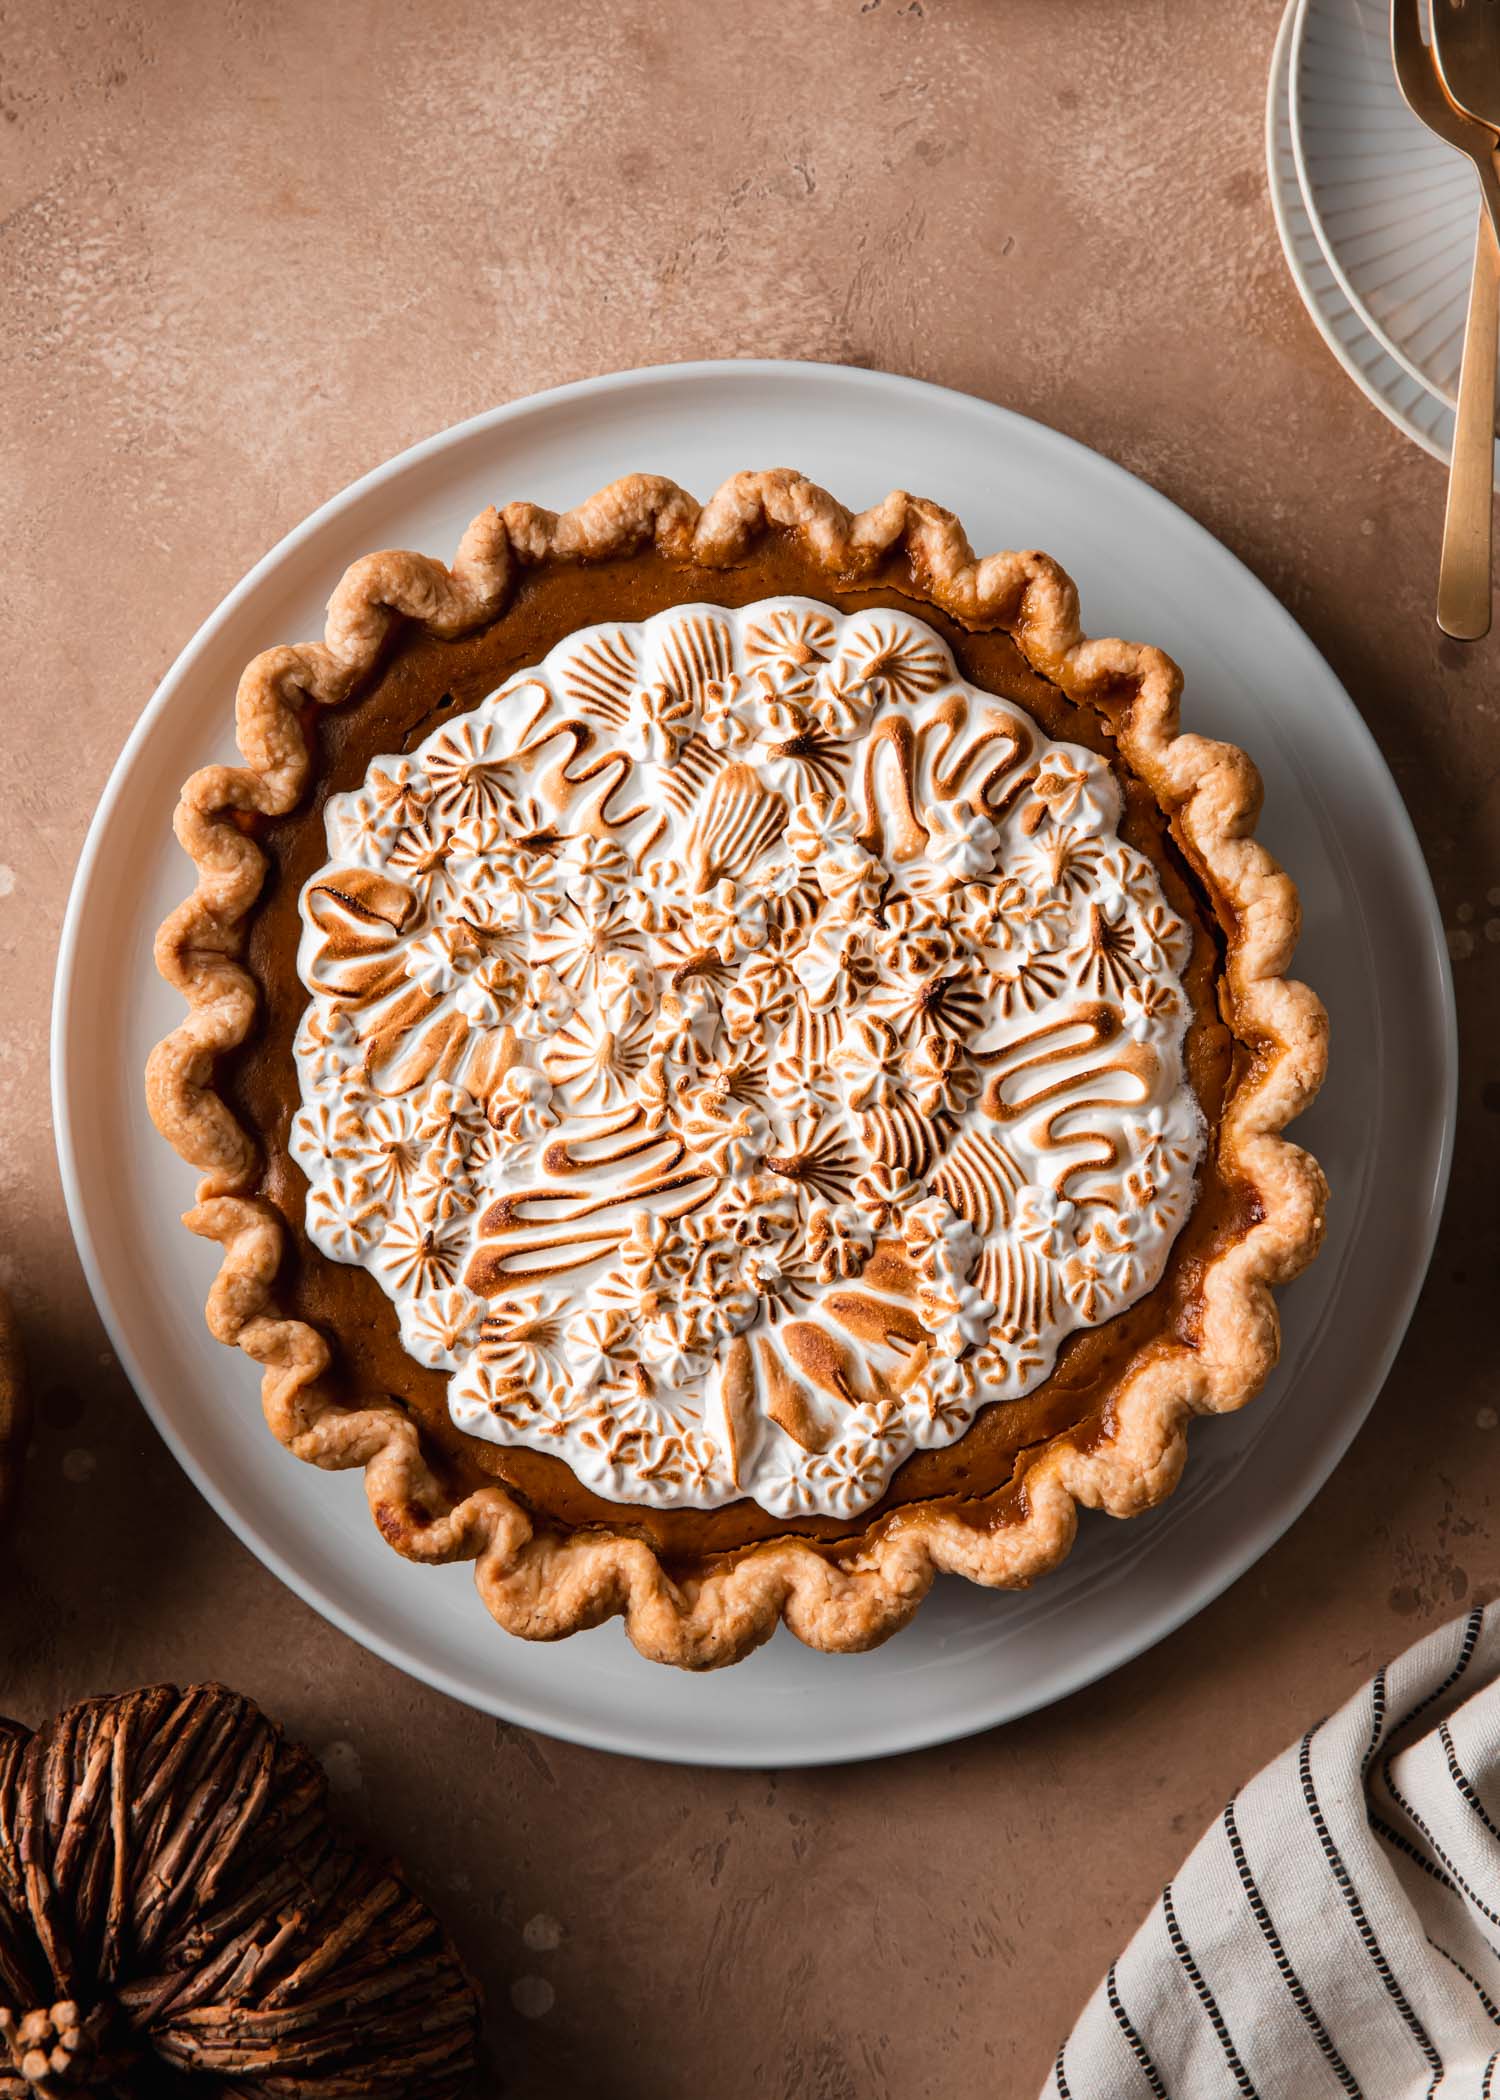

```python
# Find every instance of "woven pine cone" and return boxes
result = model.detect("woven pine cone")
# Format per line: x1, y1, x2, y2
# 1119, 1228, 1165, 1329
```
0, 1685, 480, 2098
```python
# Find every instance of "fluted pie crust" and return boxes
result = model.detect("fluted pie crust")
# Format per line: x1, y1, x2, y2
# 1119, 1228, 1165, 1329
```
147, 471, 1328, 1669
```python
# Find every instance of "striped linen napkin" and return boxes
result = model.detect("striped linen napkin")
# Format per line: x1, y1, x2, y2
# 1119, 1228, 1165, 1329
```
1045, 1602, 1500, 2098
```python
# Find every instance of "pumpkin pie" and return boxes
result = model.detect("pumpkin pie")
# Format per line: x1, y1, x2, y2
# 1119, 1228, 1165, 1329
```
147, 471, 1328, 1668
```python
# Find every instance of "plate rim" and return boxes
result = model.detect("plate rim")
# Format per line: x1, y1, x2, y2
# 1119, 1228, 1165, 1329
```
51, 356, 1458, 1765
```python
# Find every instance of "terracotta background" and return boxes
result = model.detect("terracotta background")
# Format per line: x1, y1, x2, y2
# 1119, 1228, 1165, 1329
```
3, 0, 1498, 2090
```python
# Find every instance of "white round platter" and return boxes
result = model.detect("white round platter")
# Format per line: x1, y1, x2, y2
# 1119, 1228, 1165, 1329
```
54, 358, 1455, 1767
1269, 0, 1486, 474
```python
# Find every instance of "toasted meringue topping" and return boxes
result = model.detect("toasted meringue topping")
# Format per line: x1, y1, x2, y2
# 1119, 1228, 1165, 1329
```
291, 600, 1203, 1519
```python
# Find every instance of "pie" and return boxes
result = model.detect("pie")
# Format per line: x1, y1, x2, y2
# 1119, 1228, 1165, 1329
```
148, 470, 1328, 1669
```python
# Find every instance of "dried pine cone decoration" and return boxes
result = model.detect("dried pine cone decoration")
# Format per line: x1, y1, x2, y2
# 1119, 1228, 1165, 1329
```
0, 1686, 480, 2098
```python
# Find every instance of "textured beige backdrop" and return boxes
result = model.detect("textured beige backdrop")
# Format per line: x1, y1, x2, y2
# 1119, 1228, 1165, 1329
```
3, 1, 1498, 2091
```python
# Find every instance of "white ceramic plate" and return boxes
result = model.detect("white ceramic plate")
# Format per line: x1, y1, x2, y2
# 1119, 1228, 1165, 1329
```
1268, 0, 1477, 473
53, 360, 1454, 1768
1292, 0, 1477, 412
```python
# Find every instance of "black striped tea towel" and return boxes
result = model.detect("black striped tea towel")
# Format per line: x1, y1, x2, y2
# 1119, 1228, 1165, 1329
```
1047, 1603, 1500, 2099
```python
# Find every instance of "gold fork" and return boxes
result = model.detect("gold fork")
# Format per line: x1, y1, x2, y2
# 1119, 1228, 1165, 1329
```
1432, 0, 1500, 188
1393, 0, 1500, 639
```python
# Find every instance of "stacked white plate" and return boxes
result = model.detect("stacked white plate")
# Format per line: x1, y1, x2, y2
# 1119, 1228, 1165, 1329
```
1271, 0, 1500, 480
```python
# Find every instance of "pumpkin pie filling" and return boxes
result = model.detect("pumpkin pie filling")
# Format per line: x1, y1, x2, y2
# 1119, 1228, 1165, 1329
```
221, 536, 1252, 1570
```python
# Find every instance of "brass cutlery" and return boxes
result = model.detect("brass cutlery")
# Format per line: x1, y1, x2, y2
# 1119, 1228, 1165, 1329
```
1393, 0, 1500, 639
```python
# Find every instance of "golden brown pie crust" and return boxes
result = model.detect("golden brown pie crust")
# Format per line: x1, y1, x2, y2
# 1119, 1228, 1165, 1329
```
147, 471, 1328, 1668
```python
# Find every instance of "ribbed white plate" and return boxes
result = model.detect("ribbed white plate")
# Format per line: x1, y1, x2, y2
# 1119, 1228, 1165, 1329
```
54, 361, 1454, 1766
1292, 0, 1489, 419
1269, 0, 1475, 470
